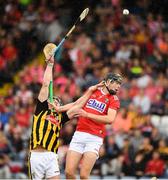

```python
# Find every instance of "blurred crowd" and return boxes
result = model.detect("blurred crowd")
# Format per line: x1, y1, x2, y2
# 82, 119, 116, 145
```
1, 0, 168, 179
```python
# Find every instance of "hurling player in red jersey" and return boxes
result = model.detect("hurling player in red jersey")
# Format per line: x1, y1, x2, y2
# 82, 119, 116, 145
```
65, 73, 123, 179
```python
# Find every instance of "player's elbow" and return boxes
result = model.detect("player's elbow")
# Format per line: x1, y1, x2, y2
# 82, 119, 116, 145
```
67, 105, 79, 119
42, 82, 50, 88
106, 117, 115, 124
67, 110, 73, 119
67, 108, 76, 119
106, 121, 112, 125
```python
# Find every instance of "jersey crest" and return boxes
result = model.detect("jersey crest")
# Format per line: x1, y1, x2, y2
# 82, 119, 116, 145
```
105, 98, 109, 103
113, 95, 119, 100
46, 114, 59, 126
86, 99, 106, 113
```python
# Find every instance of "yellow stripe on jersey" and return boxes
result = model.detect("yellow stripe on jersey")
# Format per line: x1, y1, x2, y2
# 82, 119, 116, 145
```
38, 112, 47, 144
43, 121, 52, 148
48, 125, 57, 151
56, 114, 62, 138
56, 131, 60, 137
47, 113, 62, 151
32, 112, 43, 148
27, 153, 32, 179
58, 114, 62, 130
54, 141, 60, 153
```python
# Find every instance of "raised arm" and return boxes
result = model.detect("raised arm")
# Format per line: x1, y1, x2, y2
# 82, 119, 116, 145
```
73, 82, 105, 107
38, 57, 54, 102
49, 82, 104, 113
67, 82, 104, 118
50, 89, 93, 113
52, 102, 75, 113
49, 88, 94, 113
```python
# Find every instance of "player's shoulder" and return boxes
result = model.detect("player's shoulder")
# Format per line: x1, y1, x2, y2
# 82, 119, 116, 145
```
37, 98, 48, 106
109, 95, 120, 109
34, 99, 48, 115
110, 95, 119, 101
96, 88, 101, 92
92, 89, 100, 96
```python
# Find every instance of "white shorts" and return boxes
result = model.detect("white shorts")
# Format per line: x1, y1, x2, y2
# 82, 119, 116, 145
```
29, 151, 60, 179
69, 131, 103, 158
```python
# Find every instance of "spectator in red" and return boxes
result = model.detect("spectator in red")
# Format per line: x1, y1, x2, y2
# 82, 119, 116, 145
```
15, 84, 33, 106
0, 55, 6, 70
15, 107, 31, 128
2, 39, 18, 63
145, 151, 165, 178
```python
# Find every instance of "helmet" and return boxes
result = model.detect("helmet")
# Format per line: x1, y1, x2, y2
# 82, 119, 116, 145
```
104, 73, 123, 84
104, 73, 123, 95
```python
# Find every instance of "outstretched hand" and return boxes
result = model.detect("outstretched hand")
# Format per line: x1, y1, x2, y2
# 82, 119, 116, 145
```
48, 101, 59, 112
45, 55, 55, 64
88, 81, 104, 92
73, 109, 88, 118
43, 43, 56, 64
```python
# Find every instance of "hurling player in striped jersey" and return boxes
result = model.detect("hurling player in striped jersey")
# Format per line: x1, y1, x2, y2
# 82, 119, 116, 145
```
28, 51, 104, 180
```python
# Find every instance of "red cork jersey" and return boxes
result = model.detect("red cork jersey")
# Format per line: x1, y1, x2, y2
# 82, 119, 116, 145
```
76, 88, 120, 138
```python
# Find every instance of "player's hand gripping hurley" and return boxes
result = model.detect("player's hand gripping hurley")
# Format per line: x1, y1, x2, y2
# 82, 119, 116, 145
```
43, 8, 89, 103
43, 43, 56, 103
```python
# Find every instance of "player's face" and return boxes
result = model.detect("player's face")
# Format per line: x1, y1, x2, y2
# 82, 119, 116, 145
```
108, 81, 121, 94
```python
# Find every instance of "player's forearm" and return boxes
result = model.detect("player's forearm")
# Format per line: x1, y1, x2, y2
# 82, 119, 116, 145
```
56, 91, 91, 113
68, 90, 92, 118
57, 102, 75, 112
38, 63, 54, 101
74, 82, 104, 107
74, 89, 93, 107
67, 105, 79, 119
42, 63, 53, 87
85, 113, 115, 124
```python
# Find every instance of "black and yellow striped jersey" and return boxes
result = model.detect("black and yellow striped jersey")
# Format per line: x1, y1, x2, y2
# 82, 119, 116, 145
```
30, 99, 69, 153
